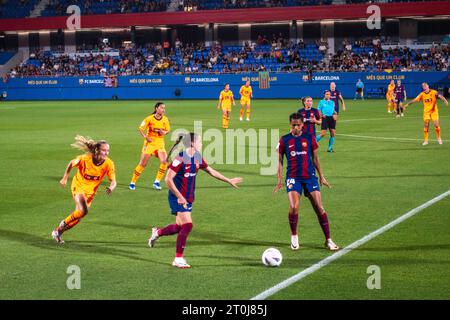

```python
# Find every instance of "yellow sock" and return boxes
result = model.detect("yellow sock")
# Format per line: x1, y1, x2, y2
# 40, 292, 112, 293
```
131, 164, 145, 184
246, 107, 251, 119
239, 108, 244, 118
435, 126, 441, 139
424, 128, 429, 141
388, 103, 391, 112
222, 116, 228, 128
155, 163, 168, 182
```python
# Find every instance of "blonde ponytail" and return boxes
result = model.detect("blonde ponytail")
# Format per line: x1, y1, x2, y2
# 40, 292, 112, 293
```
71, 135, 107, 155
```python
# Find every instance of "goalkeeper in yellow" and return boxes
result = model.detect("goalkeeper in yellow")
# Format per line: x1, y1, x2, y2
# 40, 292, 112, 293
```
405, 83, 448, 145
239, 80, 253, 121
217, 83, 235, 129
130, 102, 170, 190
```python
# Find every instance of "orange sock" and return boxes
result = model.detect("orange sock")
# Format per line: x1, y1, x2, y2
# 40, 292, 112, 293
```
131, 164, 145, 184
155, 163, 168, 182
388, 102, 391, 112
424, 128, 429, 142
59, 210, 84, 233
239, 108, 244, 118
435, 126, 441, 139
222, 116, 228, 128
246, 107, 251, 119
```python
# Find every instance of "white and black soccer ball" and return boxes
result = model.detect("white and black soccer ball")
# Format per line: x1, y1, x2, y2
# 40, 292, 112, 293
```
262, 248, 282, 267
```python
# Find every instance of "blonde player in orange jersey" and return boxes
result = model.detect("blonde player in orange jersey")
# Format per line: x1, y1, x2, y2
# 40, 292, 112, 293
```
405, 82, 448, 145
386, 80, 396, 113
239, 80, 253, 121
129, 102, 170, 190
51, 135, 116, 244
217, 83, 235, 129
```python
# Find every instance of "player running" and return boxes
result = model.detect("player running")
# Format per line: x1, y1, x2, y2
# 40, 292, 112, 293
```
394, 79, 407, 118
386, 80, 396, 113
274, 113, 339, 252
316, 90, 338, 152
129, 102, 170, 191
217, 83, 235, 129
329, 82, 346, 115
148, 133, 243, 268
297, 96, 321, 136
51, 135, 116, 244
239, 80, 253, 121
354, 79, 364, 100
404, 82, 448, 145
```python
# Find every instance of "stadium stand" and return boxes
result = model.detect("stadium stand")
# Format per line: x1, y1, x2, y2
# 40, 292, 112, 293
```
7, 39, 448, 78
0, 51, 16, 65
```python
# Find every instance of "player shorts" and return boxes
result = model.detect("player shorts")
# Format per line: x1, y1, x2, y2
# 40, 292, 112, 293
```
423, 111, 439, 122
71, 187, 95, 208
240, 98, 251, 106
168, 194, 193, 215
395, 97, 404, 104
285, 177, 320, 195
222, 105, 232, 112
321, 116, 336, 130
142, 141, 166, 156
356, 88, 363, 93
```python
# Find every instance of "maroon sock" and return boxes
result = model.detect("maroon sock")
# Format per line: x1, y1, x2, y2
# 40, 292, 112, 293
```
176, 223, 193, 257
317, 213, 330, 240
288, 213, 298, 236
158, 224, 181, 236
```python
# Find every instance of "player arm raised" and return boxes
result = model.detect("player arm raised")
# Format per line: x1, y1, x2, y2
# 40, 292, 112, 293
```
312, 149, 330, 188
437, 94, 449, 106
204, 166, 242, 188
273, 152, 284, 193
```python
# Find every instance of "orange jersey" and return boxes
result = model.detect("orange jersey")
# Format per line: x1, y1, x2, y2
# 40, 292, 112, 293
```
71, 154, 116, 195
386, 83, 395, 99
139, 114, 170, 146
415, 89, 438, 114
239, 85, 252, 99
219, 90, 234, 107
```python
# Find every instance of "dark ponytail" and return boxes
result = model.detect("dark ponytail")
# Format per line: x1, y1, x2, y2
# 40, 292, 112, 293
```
152, 101, 164, 114
167, 132, 199, 160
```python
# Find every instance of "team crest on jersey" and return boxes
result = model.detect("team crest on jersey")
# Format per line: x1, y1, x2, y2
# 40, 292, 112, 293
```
302, 142, 308, 148
290, 151, 296, 157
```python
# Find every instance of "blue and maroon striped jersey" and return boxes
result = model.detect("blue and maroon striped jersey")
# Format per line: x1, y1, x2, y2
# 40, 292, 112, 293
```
297, 108, 321, 135
168, 151, 208, 203
278, 132, 318, 180
394, 85, 406, 99
330, 90, 341, 112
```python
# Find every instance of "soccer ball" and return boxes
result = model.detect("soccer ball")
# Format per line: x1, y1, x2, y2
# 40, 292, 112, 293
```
262, 248, 282, 267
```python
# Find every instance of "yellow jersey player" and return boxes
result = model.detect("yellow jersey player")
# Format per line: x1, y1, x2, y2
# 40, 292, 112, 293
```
239, 80, 253, 121
217, 83, 235, 129
130, 102, 170, 190
405, 82, 448, 145
386, 80, 395, 113
51, 135, 117, 244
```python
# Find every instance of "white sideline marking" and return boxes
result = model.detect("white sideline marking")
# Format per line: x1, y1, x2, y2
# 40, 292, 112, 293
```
251, 190, 450, 300
336, 133, 450, 142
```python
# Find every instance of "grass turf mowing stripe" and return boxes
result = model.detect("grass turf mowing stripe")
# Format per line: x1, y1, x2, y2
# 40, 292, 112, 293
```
251, 189, 450, 300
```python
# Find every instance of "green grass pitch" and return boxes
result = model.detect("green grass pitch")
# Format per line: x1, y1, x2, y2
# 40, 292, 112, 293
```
0, 98, 449, 299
